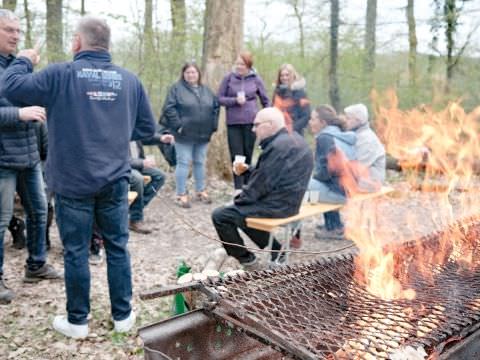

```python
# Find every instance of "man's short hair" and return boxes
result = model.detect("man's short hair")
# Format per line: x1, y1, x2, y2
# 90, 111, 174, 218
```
0, 9, 19, 22
76, 16, 110, 51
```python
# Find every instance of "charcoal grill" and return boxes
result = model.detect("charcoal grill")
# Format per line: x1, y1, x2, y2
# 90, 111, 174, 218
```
140, 216, 480, 359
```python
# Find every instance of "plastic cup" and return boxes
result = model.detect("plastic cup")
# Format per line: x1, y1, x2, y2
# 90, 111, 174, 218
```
237, 91, 246, 102
234, 155, 246, 164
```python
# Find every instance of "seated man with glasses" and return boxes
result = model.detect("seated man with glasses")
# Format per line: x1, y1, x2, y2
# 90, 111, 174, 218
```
212, 107, 313, 268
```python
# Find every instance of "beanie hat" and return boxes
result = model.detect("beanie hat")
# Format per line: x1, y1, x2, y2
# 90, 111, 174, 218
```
344, 103, 369, 126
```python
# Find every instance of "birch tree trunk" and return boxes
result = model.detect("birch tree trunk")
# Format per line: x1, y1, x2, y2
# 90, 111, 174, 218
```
202, 0, 244, 179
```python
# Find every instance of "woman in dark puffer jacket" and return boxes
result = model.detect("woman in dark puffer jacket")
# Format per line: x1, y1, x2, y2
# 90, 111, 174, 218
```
161, 62, 219, 208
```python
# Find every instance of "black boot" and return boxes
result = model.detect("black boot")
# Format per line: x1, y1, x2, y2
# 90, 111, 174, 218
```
8, 216, 26, 250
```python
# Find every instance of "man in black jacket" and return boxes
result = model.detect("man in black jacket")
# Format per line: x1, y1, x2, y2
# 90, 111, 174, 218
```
0, 9, 61, 305
212, 107, 313, 267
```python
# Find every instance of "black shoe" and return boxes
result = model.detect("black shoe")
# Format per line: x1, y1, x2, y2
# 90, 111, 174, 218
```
239, 252, 257, 266
0, 279, 15, 304
129, 221, 152, 234
24, 264, 63, 283
9, 216, 26, 250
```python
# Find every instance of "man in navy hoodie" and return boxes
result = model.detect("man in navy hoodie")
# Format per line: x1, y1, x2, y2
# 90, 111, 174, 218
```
0, 9, 61, 306
1, 16, 156, 338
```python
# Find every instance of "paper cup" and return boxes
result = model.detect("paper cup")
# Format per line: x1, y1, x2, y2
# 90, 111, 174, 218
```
234, 155, 246, 164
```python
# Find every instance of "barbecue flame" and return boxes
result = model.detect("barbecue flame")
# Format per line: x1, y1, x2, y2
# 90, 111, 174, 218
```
346, 90, 480, 301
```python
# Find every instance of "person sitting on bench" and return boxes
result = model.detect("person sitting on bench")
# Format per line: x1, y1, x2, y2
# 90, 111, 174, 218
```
211, 107, 313, 268
128, 140, 170, 234
344, 103, 386, 183
308, 105, 378, 241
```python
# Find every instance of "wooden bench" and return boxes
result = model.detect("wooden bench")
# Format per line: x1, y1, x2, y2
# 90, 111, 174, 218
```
246, 186, 394, 263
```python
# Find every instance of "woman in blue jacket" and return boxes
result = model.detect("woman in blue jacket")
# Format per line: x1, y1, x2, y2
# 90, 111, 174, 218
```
161, 62, 219, 208
309, 105, 359, 238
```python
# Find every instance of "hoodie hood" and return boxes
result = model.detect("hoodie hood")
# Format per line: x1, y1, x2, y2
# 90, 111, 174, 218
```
232, 68, 257, 79
321, 125, 357, 146
344, 103, 369, 128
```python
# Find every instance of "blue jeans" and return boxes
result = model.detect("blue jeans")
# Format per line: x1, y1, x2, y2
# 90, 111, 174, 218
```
129, 167, 165, 222
174, 141, 208, 195
0, 163, 47, 277
308, 178, 345, 231
55, 178, 131, 325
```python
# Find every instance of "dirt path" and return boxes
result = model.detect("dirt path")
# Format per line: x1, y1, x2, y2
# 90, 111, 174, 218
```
1, 172, 479, 359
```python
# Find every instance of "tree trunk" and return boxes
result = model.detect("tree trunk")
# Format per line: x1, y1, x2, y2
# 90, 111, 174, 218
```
23, 0, 32, 48
143, 0, 155, 93
46, 0, 64, 63
170, 0, 186, 61
291, 0, 305, 59
444, 0, 457, 93
406, 0, 417, 88
3, 0, 17, 11
202, 0, 244, 180
364, 0, 377, 89
80, 0, 85, 15
328, 0, 341, 111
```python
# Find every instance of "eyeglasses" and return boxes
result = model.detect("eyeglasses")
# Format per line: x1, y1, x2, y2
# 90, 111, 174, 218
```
252, 120, 271, 129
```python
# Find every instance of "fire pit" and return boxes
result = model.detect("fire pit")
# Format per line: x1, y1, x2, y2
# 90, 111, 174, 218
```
140, 216, 480, 359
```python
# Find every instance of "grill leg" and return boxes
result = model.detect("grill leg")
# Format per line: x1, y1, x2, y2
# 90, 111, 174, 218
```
284, 224, 291, 264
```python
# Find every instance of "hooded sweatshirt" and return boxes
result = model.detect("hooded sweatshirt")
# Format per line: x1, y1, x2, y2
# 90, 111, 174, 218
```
344, 104, 386, 183
1, 50, 156, 198
272, 77, 311, 135
217, 70, 270, 125
313, 125, 357, 195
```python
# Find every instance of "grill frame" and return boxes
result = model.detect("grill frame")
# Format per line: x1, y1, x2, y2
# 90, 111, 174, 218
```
198, 216, 480, 359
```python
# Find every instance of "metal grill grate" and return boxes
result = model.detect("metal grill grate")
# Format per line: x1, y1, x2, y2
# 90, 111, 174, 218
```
201, 217, 480, 359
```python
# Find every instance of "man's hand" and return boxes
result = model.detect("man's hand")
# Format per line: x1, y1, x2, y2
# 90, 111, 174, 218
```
143, 158, 155, 169
232, 162, 249, 176
160, 134, 175, 144
17, 49, 40, 66
18, 106, 46, 122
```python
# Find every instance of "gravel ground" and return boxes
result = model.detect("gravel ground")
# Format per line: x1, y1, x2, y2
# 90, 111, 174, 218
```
1, 169, 479, 359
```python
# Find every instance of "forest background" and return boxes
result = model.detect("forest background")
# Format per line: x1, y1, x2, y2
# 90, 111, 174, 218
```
2, 0, 480, 175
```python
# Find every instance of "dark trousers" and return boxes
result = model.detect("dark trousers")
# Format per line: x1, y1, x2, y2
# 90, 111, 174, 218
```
212, 205, 281, 262
227, 124, 256, 189
55, 178, 131, 325
324, 211, 344, 230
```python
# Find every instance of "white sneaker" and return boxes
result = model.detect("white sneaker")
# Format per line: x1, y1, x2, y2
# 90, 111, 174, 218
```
53, 315, 88, 339
113, 311, 136, 333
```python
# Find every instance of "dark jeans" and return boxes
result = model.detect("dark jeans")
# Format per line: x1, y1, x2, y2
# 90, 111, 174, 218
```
55, 178, 132, 325
0, 164, 47, 277
129, 167, 165, 222
324, 211, 344, 230
227, 124, 256, 189
212, 205, 281, 262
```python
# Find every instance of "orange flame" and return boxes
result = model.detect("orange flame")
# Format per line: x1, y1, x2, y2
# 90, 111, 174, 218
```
345, 90, 480, 301
273, 94, 310, 133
